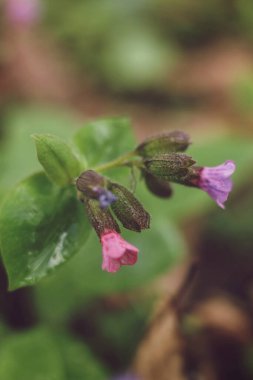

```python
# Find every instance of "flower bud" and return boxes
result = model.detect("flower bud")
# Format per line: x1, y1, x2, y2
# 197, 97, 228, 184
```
84, 198, 120, 237
76, 170, 104, 196
109, 183, 150, 232
142, 170, 173, 198
136, 131, 190, 158
145, 153, 195, 182
32, 133, 82, 186
77, 170, 117, 209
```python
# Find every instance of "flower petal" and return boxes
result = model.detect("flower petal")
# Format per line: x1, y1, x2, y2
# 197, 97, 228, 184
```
199, 161, 236, 208
101, 231, 139, 272
102, 255, 121, 273
120, 249, 138, 265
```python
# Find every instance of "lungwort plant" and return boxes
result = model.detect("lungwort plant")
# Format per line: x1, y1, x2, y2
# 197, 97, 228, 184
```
0, 118, 236, 290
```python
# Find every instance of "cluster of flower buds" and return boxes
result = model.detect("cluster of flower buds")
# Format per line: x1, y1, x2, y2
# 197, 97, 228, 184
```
76, 131, 236, 274
136, 131, 236, 209
76, 170, 150, 273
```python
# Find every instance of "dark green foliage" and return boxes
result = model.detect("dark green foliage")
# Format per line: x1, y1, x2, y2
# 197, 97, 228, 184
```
0, 172, 91, 290
0, 328, 107, 380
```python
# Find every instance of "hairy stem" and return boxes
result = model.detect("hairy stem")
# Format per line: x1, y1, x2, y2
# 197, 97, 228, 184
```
94, 150, 142, 173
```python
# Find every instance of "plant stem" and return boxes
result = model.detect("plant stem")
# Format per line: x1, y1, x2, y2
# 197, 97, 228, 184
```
94, 151, 138, 173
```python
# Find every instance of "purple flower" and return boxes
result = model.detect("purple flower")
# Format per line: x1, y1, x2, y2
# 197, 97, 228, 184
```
5, 0, 41, 25
198, 160, 236, 209
97, 189, 117, 209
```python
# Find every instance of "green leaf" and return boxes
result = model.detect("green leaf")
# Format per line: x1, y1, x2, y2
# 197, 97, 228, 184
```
57, 334, 108, 380
0, 106, 79, 199
32, 134, 83, 186
0, 329, 64, 380
0, 328, 107, 380
74, 117, 136, 166
0, 172, 90, 290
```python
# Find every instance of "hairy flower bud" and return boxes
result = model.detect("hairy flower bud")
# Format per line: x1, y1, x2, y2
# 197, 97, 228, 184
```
142, 170, 173, 198
109, 183, 150, 232
77, 170, 117, 208
136, 131, 190, 158
76, 170, 104, 197
145, 153, 195, 182
84, 198, 120, 237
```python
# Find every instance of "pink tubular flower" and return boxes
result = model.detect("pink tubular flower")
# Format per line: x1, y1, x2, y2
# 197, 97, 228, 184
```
198, 160, 236, 209
5, 0, 41, 25
101, 231, 139, 273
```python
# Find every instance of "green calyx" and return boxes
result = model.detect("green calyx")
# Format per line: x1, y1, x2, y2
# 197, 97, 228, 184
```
109, 182, 150, 232
136, 130, 191, 158
32, 134, 82, 186
84, 198, 120, 237
144, 153, 196, 183
142, 170, 173, 198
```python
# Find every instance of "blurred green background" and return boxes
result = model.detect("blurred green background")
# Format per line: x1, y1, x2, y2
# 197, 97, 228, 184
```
0, 1, 253, 379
